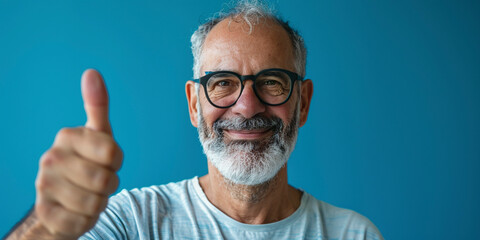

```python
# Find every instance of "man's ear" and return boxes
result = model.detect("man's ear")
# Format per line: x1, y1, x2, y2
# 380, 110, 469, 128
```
186, 81, 199, 127
299, 79, 313, 127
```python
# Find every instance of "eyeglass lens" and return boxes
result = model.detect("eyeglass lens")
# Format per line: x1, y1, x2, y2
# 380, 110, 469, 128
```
206, 70, 292, 107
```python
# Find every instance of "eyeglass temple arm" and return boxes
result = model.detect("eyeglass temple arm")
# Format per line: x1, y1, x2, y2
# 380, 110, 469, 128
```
193, 71, 214, 82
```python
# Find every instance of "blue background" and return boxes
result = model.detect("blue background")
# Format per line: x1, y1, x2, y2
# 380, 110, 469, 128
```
1, 0, 479, 239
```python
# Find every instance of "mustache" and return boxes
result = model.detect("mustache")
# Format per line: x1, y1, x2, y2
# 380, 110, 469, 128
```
213, 115, 283, 135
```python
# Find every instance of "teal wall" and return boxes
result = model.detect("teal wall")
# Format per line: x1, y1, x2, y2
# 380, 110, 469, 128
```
1, 1, 479, 239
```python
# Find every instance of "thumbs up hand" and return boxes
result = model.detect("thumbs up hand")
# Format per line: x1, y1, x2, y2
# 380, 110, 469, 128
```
33, 69, 123, 238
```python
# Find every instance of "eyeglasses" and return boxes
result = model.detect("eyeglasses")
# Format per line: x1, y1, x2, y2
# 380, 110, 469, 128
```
194, 68, 304, 108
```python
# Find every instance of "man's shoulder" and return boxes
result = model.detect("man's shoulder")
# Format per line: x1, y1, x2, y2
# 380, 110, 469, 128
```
114, 177, 196, 200
306, 194, 367, 221
302, 192, 383, 240
107, 177, 198, 212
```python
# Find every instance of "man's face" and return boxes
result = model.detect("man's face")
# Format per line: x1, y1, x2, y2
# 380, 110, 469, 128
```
186, 18, 313, 185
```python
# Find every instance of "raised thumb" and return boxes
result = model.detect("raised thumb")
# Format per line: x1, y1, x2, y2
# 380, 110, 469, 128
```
81, 69, 112, 135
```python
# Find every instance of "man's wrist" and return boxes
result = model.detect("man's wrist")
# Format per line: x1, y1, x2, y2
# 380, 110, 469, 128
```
5, 208, 57, 240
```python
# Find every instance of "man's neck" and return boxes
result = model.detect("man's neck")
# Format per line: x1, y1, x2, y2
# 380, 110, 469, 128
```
198, 161, 302, 224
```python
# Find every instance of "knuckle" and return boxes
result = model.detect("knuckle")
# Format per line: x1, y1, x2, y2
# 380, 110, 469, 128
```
95, 170, 113, 192
35, 174, 50, 192
101, 141, 117, 163
56, 127, 74, 141
40, 149, 62, 168
111, 174, 119, 192
39, 155, 50, 169
103, 173, 119, 195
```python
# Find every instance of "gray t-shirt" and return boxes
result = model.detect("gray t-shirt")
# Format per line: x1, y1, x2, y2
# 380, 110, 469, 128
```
81, 177, 383, 239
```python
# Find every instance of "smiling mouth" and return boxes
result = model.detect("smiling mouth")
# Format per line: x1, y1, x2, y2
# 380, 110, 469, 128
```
223, 127, 273, 141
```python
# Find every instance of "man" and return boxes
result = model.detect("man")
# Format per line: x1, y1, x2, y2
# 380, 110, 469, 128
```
7, 1, 383, 239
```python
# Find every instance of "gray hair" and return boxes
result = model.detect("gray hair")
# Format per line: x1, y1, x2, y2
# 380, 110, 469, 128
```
190, 0, 307, 79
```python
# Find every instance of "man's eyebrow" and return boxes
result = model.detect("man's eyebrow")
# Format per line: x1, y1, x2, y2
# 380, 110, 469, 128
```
206, 68, 234, 73
261, 71, 283, 77
210, 73, 236, 78
204, 69, 237, 76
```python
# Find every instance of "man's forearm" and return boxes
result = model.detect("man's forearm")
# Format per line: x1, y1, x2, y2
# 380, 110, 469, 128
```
5, 209, 56, 240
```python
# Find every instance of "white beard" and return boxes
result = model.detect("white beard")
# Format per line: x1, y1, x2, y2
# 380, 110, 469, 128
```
197, 101, 300, 186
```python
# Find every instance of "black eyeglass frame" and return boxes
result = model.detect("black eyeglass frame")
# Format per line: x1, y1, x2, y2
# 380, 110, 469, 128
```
194, 68, 304, 109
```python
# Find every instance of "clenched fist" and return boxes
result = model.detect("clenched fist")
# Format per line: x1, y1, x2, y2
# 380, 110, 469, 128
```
9, 69, 123, 239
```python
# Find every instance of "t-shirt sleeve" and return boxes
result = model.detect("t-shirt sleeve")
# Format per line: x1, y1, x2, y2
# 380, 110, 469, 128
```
348, 212, 384, 240
317, 199, 384, 240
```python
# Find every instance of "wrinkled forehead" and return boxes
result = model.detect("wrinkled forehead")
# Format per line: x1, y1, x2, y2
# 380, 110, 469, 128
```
200, 17, 296, 73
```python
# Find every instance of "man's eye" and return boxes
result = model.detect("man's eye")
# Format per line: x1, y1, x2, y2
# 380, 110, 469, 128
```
217, 80, 231, 86
263, 80, 280, 86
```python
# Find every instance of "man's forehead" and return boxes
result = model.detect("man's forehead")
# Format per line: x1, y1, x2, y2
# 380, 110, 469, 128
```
205, 17, 290, 47
200, 17, 295, 72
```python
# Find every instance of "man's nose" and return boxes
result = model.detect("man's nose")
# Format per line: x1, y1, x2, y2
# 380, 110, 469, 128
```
230, 80, 266, 118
